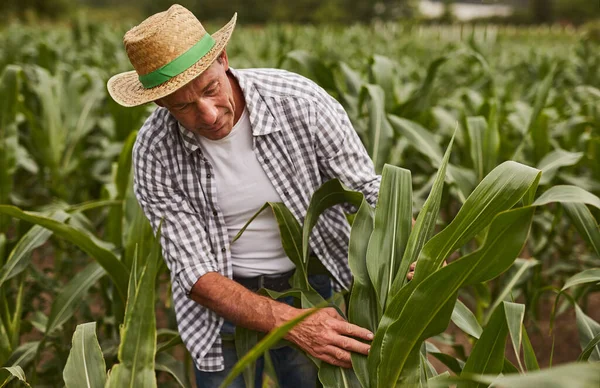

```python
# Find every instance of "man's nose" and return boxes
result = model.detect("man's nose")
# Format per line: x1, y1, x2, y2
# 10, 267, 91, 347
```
195, 99, 218, 125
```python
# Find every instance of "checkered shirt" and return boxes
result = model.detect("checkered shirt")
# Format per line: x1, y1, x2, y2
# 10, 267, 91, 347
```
132, 67, 381, 372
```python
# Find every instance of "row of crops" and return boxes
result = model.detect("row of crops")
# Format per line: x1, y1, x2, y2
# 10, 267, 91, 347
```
0, 17, 599, 387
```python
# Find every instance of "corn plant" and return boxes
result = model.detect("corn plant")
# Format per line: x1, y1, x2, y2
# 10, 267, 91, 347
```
224, 136, 600, 387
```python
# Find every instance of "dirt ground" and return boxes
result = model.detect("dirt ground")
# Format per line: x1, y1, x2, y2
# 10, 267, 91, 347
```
430, 292, 600, 373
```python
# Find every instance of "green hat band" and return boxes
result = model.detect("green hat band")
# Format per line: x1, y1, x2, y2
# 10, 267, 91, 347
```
138, 33, 216, 89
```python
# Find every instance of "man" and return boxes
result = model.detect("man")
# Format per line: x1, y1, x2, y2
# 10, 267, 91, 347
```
108, 5, 395, 387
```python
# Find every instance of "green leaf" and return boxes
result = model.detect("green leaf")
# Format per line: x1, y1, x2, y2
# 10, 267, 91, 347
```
562, 268, 600, 292
482, 101, 500, 175
434, 362, 600, 388
522, 325, 539, 371
0, 205, 129, 303
318, 363, 361, 388
537, 149, 583, 185
485, 259, 539, 322
0, 211, 70, 288
0, 365, 29, 387
4, 341, 39, 369
451, 299, 482, 339
532, 185, 600, 210
388, 115, 443, 166
563, 203, 600, 257
347, 198, 376, 388
105, 226, 162, 388
458, 302, 509, 388
235, 327, 260, 388
413, 162, 540, 284
359, 84, 394, 173
366, 165, 412, 312
370, 206, 535, 388
503, 302, 526, 372
45, 263, 105, 337
234, 202, 310, 291
574, 304, 600, 361
219, 307, 322, 388
0, 65, 23, 230
106, 130, 138, 248
466, 116, 486, 181
578, 332, 600, 362
391, 133, 455, 295
63, 322, 107, 388
155, 352, 191, 388
301, 179, 362, 293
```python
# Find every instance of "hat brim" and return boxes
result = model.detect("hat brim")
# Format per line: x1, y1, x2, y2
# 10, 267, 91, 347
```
107, 13, 237, 107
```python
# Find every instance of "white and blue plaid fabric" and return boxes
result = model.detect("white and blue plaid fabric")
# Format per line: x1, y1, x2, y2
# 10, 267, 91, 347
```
133, 67, 380, 371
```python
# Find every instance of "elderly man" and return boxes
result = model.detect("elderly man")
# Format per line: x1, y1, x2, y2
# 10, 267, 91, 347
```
108, 4, 393, 388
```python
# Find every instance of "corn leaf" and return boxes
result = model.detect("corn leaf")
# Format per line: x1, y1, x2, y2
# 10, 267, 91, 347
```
563, 202, 600, 257
105, 226, 161, 388
537, 149, 583, 185
219, 307, 322, 388
0, 65, 22, 230
155, 352, 191, 388
347, 198, 376, 387
503, 302, 526, 372
532, 185, 600, 209
562, 268, 600, 292
391, 133, 454, 295
466, 116, 486, 182
413, 161, 540, 284
63, 322, 106, 388
0, 211, 69, 288
0, 205, 129, 303
574, 304, 600, 362
359, 84, 394, 173
434, 362, 600, 388
0, 365, 29, 387
371, 206, 535, 388
578, 332, 600, 362
458, 302, 509, 388
301, 179, 363, 295
451, 299, 482, 339
366, 165, 412, 313
45, 263, 105, 337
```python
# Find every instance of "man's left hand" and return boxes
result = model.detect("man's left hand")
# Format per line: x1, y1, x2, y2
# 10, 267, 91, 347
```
406, 260, 448, 281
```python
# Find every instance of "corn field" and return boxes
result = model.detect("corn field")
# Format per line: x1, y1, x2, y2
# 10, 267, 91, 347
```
0, 16, 599, 387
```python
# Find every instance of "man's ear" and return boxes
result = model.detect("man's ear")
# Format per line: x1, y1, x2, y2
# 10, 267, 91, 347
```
219, 49, 230, 71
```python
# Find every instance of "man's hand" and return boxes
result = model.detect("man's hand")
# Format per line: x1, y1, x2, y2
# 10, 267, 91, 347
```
286, 307, 372, 369
406, 260, 448, 281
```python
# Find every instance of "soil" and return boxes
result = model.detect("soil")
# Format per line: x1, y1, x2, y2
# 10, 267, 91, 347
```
430, 292, 600, 373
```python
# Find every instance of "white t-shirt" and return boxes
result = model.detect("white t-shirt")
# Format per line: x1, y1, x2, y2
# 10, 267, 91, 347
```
194, 108, 296, 278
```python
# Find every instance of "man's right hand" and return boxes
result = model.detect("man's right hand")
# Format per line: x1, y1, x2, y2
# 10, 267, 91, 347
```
286, 307, 373, 369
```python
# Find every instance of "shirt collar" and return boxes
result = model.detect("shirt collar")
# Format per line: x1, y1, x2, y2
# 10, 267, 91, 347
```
175, 67, 281, 155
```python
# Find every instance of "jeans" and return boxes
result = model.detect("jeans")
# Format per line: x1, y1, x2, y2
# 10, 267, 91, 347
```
194, 274, 332, 388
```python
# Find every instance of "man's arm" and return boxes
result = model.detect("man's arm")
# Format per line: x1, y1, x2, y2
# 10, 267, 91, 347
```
134, 135, 372, 368
190, 272, 373, 369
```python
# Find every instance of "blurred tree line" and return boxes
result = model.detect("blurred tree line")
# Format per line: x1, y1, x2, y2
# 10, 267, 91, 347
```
0, 0, 598, 25
0, 0, 418, 23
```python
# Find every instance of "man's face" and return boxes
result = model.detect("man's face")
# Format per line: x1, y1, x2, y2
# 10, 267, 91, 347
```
157, 51, 239, 141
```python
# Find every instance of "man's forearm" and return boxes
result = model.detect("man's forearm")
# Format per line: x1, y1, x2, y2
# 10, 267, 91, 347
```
189, 272, 300, 333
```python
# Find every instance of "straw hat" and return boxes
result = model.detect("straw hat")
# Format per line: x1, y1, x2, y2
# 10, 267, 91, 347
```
107, 5, 237, 107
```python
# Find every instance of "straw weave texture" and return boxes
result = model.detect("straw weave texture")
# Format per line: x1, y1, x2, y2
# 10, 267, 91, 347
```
107, 5, 236, 107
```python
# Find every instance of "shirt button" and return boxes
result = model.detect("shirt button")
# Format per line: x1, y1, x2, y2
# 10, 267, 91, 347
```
207, 173, 212, 178
213, 210, 217, 216
221, 247, 226, 252
283, 190, 289, 196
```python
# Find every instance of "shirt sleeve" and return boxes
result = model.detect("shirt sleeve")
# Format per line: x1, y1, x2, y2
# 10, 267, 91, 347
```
133, 139, 218, 297
312, 91, 381, 210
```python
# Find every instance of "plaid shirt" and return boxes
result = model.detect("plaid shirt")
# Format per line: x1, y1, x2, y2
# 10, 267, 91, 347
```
133, 67, 380, 372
